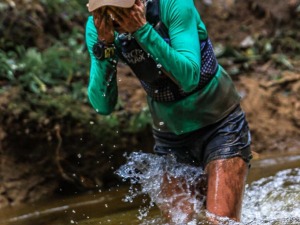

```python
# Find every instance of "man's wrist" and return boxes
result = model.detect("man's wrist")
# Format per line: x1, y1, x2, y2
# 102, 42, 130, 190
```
92, 40, 116, 60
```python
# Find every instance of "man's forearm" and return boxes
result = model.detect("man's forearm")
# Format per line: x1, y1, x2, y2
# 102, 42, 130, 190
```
88, 59, 118, 115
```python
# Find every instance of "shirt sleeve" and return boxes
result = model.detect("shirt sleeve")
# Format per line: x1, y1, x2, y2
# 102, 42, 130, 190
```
85, 16, 118, 115
133, 0, 201, 92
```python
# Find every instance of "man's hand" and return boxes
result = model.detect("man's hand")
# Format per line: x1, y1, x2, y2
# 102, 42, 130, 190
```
93, 8, 115, 44
108, 0, 147, 34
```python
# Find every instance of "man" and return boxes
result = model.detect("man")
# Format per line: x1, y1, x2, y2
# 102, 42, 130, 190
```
85, 0, 252, 223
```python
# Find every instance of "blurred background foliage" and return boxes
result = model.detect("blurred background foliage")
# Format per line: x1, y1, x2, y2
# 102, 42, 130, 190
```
0, 0, 152, 202
0, 0, 151, 138
0, 0, 89, 94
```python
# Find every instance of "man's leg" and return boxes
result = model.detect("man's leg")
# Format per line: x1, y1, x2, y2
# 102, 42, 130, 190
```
157, 174, 198, 224
156, 169, 208, 224
205, 157, 248, 222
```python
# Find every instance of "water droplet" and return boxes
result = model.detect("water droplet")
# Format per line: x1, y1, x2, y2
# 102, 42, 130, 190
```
72, 210, 76, 213
116, 152, 207, 224
89, 121, 94, 125
154, 89, 159, 94
159, 121, 164, 126
105, 204, 108, 208
77, 154, 82, 159
157, 64, 162, 69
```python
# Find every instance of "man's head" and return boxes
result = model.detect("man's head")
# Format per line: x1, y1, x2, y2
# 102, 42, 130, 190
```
88, 0, 135, 12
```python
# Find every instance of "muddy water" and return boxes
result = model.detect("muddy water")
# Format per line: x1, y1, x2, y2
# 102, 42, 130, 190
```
0, 153, 299, 225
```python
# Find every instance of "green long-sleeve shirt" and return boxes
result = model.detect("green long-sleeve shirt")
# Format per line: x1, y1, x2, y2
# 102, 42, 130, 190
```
85, 0, 240, 135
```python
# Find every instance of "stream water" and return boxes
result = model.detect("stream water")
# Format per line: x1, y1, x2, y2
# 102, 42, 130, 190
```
0, 153, 299, 225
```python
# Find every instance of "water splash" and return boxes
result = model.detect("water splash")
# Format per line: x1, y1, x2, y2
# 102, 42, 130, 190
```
116, 152, 207, 224
116, 152, 300, 225
242, 168, 300, 225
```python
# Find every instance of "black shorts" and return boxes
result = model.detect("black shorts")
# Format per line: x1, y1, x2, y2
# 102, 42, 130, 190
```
152, 105, 252, 167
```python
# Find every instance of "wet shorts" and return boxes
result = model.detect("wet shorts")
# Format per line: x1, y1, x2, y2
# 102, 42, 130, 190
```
152, 105, 252, 167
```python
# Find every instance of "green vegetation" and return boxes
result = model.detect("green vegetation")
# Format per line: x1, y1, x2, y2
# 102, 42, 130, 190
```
1, 34, 88, 95
0, 0, 152, 144
0, 0, 89, 93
